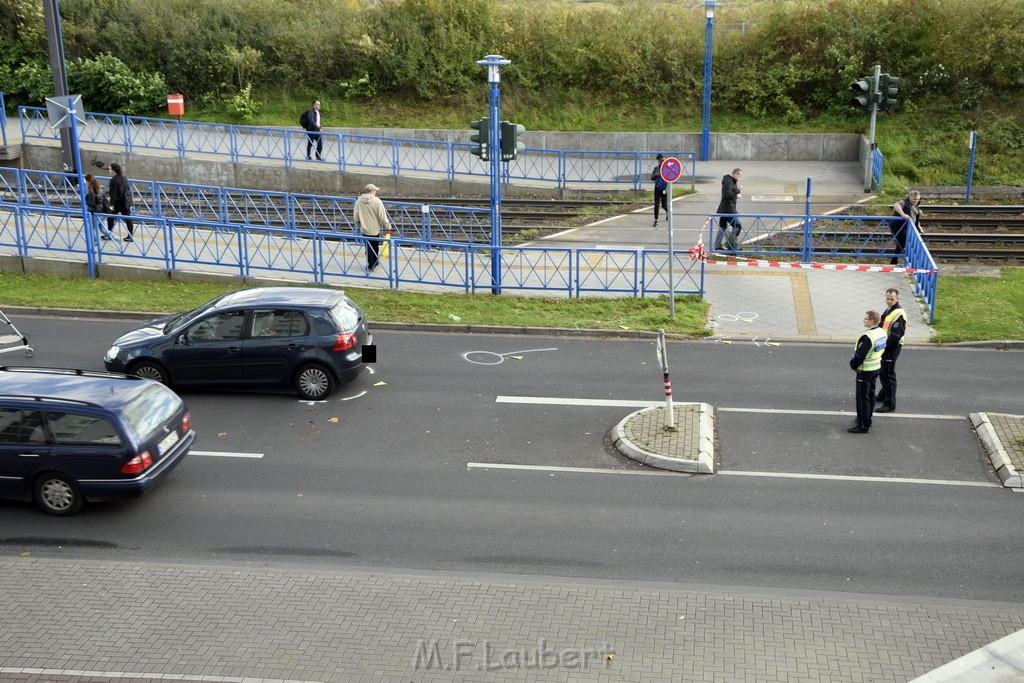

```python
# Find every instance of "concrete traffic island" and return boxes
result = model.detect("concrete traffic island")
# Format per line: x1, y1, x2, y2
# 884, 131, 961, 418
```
611, 403, 715, 473
971, 412, 1024, 489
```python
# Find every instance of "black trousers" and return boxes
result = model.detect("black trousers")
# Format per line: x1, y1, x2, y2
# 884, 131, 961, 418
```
854, 370, 879, 430
365, 235, 382, 270
715, 216, 742, 250
306, 132, 323, 159
653, 188, 668, 221
107, 202, 134, 236
877, 345, 901, 407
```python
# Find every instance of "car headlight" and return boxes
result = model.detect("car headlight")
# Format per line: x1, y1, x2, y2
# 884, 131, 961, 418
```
104, 345, 121, 362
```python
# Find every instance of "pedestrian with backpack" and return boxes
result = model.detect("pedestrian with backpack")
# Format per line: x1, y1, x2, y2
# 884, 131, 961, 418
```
300, 99, 323, 160
84, 174, 117, 242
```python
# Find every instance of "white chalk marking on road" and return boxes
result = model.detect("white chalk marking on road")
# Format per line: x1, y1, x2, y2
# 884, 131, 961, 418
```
191, 450, 264, 459
341, 390, 368, 401
719, 470, 1000, 488
467, 462, 688, 477
464, 347, 558, 366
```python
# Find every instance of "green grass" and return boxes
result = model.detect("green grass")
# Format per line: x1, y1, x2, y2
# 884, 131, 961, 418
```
931, 267, 1024, 343
2, 268, 1022, 342
0, 272, 709, 337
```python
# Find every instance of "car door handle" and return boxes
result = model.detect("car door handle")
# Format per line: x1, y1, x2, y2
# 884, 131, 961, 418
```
18, 453, 41, 457
227, 346, 241, 354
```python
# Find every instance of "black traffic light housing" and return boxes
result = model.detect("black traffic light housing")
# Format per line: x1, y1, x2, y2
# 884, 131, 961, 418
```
500, 121, 526, 161
850, 76, 874, 110
879, 73, 900, 111
470, 118, 490, 161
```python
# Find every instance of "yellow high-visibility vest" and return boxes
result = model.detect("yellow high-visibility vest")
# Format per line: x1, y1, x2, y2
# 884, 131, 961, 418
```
857, 327, 887, 372
882, 306, 907, 346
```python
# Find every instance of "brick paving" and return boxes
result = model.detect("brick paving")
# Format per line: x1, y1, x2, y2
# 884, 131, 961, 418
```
987, 413, 1024, 473
2, 558, 1022, 683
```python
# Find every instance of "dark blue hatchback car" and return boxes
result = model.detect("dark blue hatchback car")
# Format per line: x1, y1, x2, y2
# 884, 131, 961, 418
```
104, 287, 374, 400
0, 367, 195, 515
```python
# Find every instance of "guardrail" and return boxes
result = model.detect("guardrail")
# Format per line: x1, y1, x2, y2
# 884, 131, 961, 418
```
0, 201, 706, 297
872, 147, 884, 193
16, 104, 696, 190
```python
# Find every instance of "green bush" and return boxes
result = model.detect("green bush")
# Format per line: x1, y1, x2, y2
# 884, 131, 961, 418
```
68, 54, 167, 115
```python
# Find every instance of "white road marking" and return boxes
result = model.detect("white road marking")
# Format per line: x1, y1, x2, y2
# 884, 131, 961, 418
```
467, 462, 687, 476
719, 470, 1000, 488
495, 396, 965, 420
191, 450, 264, 459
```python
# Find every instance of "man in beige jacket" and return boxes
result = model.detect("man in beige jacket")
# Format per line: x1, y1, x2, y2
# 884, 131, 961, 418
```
353, 183, 392, 272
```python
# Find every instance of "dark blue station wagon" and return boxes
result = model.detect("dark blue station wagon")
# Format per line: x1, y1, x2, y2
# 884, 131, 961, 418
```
104, 287, 374, 400
0, 367, 195, 515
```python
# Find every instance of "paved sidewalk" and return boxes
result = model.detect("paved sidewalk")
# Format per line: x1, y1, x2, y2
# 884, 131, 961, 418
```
1, 557, 1023, 683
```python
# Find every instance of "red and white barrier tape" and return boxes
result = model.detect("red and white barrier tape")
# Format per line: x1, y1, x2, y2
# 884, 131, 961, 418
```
702, 256, 937, 275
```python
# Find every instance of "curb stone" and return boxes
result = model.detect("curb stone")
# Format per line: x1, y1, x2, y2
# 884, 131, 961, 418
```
970, 412, 1024, 489
611, 403, 715, 473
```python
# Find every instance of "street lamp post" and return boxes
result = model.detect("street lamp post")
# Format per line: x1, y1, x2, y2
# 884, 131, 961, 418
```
42, 0, 76, 174
701, 1, 720, 162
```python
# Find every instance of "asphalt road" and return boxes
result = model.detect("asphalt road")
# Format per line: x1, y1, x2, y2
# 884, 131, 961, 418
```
2, 314, 1022, 603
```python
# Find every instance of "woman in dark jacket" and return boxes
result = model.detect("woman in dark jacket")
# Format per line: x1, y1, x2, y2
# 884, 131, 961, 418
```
107, 163, 135, 241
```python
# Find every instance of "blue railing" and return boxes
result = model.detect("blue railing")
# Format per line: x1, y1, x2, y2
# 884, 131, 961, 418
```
16, 105, 696, 189
903, 221, 937, 323
871, 147, 884, 193
0, 201, 707, 297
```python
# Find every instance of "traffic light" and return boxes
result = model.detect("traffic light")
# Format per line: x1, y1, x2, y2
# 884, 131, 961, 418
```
500, 121, 526, 161
850, 76, 874, 110
879, 73, 900, 111
470, 118, 490, 161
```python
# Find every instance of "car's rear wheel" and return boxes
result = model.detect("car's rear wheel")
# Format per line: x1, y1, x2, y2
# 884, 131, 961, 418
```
34, 472, 84, 516
131, 360, 170, 386
295, 364, 335, 400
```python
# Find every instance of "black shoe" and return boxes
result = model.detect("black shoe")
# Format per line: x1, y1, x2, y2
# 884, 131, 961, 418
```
876, 405, 895, 413
316, 155, 322, 161
123, 236, 133, 242
100, 235, 112, 241
847, 426, 869, 433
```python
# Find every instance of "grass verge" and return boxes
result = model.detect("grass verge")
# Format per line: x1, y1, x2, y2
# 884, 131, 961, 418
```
0, 272, 709, 338
931, 267, 1024, 343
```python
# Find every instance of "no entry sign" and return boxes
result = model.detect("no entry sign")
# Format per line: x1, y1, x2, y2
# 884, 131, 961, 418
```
659, 156, 682, 183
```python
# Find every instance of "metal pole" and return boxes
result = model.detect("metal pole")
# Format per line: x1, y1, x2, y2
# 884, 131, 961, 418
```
667, 180, 675, 320
700, 3, 717, 162
42, 0, 76, 174
657, 329, 675, 430
478, 55, 509, 295
863, 64, 881, 192
68, 98, 93, 279
965, 131, 977, 204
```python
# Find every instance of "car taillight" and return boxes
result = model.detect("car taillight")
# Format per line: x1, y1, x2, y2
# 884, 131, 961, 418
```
182, 411, 191, 432
121, 451, 153, 475
333, 333, 357, 351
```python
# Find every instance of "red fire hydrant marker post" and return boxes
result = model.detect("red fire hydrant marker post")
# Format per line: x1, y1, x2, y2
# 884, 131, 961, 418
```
657, 329, 675, 431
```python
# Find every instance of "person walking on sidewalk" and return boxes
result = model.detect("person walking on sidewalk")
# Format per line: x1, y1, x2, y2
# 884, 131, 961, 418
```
651, 154, 668, 227
84, 174, 117, 242
353, 183, 391, 272
714, 168, 743, 250
301, 99, 323, 160
876, 288, 907, 413
107, 163, 135, 242
848, 310, 887, 434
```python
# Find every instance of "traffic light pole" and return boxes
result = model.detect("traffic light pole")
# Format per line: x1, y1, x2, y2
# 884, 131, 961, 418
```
478, 55, 509, 295
864, 64, 881, 192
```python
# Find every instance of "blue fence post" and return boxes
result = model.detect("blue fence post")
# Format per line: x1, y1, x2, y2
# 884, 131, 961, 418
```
123, 116, 132, 155
422, 204, 431, 243
0, 92, 7, 147
175, 117, 185, 159
447, 142, 455, 182
965, 130, 977, 203
230, 126, 239, 164
801, 177, 813, 262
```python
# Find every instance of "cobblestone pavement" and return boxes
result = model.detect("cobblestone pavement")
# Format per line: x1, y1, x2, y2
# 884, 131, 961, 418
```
2, 558, 1022, 683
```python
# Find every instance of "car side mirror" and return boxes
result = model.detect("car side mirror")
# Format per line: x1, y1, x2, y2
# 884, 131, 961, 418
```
177, 333, 192, 346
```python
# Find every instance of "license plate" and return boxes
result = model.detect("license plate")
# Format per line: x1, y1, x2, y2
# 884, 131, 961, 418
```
158, 430, 179, 455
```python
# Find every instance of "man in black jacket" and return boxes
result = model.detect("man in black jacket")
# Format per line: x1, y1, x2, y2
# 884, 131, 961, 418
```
876, 288, 907, 413
714, 168, 743, 250
107, 163, 134, 242
302, 99, 323, 160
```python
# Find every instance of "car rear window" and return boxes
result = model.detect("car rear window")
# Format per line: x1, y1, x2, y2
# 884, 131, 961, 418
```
44, 411, 123, 446
327, 299, 360, 331
121, 384, 185, 442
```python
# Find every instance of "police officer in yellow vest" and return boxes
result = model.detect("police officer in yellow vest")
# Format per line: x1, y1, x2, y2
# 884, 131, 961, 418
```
848, 310, 887, 434
876, 288, 907, 413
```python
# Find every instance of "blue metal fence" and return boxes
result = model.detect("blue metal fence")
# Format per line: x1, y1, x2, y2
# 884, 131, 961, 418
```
16, 105, 696, 189
1, 91, 7, 147
871, 147, 884, 193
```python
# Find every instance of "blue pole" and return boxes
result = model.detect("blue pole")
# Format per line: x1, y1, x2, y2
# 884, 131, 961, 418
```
965, 130, 977, 204
0, 92, 7, 147
478, 55, 509, 295
68, 97, 94, 279
701, 3, 717, 162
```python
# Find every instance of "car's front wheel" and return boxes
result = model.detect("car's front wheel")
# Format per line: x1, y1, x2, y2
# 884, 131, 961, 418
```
295, 364, 335, 400
34, 472, 84, 516
130, 360, 170, 386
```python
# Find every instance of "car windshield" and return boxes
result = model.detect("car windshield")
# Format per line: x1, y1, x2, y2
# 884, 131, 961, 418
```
121, 384, 184, 442
328, 299, 360, 331
164, 296, 226, 334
